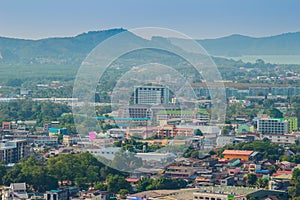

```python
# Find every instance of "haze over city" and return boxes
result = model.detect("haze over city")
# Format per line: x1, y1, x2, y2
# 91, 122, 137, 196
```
1, 0, 300, 39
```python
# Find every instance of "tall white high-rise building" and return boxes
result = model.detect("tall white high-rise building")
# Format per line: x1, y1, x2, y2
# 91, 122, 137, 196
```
134, 86, 169, 105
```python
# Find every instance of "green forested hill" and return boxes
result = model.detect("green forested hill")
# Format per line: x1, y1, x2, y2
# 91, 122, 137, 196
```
0, 29, 299, 84
1, 29, 300, 66
0, 28, 126, 65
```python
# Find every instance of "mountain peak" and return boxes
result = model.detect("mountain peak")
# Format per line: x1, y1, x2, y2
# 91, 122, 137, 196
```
75, 28, 127, 38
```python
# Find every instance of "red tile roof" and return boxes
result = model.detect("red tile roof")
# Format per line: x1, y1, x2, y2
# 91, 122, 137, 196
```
125, 178, 140, 183
274, 170, 293, 175
222, 150, 254, 156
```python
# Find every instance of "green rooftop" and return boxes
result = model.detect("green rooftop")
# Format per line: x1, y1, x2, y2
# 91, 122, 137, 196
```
50, 190, 62, 193
198, 108, 209, 115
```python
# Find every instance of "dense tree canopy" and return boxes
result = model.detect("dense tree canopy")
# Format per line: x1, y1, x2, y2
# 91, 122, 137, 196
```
0, 163, 7, 185
136, 177, 187, 192
288, 168, 300, 199
111, 150, 143, 172
6, 78, 23, 87
246, 174, 258, 187
268, 107, 283, 118
0, 100, 70, 125
3, 157, 58, 192
113, 139, 162, 153
106, 174, 132, 193
1, 153, 125, 192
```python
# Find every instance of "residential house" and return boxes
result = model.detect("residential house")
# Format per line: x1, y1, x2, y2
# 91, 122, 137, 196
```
2, 183, 28, 200
46, 189, 69, 200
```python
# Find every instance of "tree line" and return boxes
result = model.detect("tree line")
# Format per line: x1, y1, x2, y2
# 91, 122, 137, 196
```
0, 100, 70, 126
0, 152, 125, 192
0, 152, 189, 195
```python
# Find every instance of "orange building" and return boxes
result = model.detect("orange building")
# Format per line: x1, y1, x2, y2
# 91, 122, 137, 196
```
147, 139, 168, 146
2, 122, 11, 130
222, 150, 254, 161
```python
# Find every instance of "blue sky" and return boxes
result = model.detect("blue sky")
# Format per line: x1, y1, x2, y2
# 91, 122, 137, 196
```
1, 0, 300, 39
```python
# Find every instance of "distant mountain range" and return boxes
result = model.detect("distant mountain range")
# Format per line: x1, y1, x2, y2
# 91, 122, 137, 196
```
0, 28, 300, 66
198, 32, 300, 56
0, 28, 126, 65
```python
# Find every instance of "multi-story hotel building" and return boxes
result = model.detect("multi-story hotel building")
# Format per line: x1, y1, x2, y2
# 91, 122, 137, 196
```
134, 86, 170, 105
257, 118, 289, 134
0, 139, 29, 164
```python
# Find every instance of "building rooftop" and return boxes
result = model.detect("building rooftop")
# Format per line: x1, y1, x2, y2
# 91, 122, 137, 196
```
132, 188, 199, 200
259, 118, 286, 122
194, 186, 258, 196
222, 150, 254, 156
131, 186, 259, 200
49, 189, 63, 193
157, 109, 209, 115
272, 174, 292, 180
11, 183, 26, 191
125, 178, 140, 183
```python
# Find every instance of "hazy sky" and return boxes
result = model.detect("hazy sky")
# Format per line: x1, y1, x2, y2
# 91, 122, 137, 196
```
1, 0, 300, 40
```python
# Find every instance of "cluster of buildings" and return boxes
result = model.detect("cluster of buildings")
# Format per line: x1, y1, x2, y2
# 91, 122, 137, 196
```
125, 148, 293, 200
129, 186, 288, 200
194, 86, 300, 99
0, 120, 71, 163
1, 84, 300, 165
113, 85, 211, 127
0, 83, 300, 200
1, 183, 116, 200
0, 142, 296, 200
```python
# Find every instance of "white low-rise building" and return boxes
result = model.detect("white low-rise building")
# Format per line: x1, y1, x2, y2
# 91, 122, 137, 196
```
78, 147, 121, 160
262, 134, 298, 145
